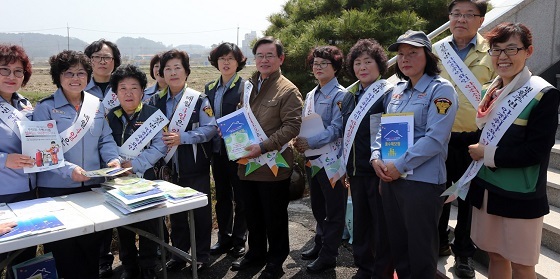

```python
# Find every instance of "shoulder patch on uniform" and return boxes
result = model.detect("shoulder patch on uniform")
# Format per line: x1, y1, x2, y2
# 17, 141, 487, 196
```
337, 101, 342, 111
203, 106, 213, 117
433, 98, 452, 114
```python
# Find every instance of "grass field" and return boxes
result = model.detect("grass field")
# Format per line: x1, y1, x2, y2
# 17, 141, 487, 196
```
19, 65, 258, 104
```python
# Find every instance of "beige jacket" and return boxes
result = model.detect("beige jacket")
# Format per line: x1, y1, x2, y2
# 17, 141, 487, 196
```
237, 70, 303, 181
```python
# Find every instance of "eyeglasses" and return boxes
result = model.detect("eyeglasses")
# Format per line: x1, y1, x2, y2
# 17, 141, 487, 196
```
449, 13, 481, 20
218, 57, 236, 63
488, 47, 525, 56
0, 67, 25, 78
62, 71, 88, 79
312, 62, 332, 69
91, 55, 114, 63
255, 54, 277, 61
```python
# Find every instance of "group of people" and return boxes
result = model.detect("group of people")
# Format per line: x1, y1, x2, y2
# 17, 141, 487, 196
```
0, 0, 558, 278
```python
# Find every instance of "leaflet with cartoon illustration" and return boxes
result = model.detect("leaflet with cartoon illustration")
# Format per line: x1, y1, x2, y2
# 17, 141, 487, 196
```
17, 120, 65, 173
380, 113, 414, 175
217, 107, 258, 161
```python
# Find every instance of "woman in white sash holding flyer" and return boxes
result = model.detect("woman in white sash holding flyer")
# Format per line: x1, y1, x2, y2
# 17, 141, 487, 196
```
0, 44, 37, 278
294, 45, 347, 274
465, 23, 560, 278
106, 64, 167, 279
33, 50, 121, 279
371, 30, 458, 277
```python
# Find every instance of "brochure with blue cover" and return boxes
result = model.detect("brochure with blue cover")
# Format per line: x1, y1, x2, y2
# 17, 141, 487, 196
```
380, 113, 414, 174
13, 252, 58, 279
217, 108, 257, 161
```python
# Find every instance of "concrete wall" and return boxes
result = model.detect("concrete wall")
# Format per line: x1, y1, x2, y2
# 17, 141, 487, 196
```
479, 0, 560, 75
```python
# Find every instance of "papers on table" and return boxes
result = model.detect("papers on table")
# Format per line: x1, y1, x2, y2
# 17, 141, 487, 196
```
83, 167, 132, 177
0, 198, 66, 243
18, 120, 65, 173
102, 178, 206, 214
105, 187, 167, 215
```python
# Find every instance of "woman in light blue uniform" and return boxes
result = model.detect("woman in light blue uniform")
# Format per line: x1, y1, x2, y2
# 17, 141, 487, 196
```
33, 50, 121, 279
0, 44, 36, 279
372, 30, 458, 278
294, 45, 347, 274
143, 53, 167, 102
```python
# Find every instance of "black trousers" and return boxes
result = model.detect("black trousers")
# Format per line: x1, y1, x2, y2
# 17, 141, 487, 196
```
169, 174, 212, 264
241, 178, 290, 267
38, 186, 100, 279
307, 168, 347, 261
349, 176, 393, 279
117, 218, 159, 269
0, 190, 37, 279
381, 179, 444, 279
438, 142, 476, 257
98, 229, 114, 268
211, 151, 246, 246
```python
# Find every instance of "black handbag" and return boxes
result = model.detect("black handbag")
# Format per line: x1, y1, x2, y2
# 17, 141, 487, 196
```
289, 162, 306, 201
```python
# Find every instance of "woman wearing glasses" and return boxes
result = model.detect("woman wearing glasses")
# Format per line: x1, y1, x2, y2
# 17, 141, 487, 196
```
33, 50, 121, 279
84, 39, 121, 100
294, 46, 347, 274
0, 44, 37, 278
465, 22, 559, 278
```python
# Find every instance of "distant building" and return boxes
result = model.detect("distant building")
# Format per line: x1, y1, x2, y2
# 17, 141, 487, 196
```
242, 31, 257, 58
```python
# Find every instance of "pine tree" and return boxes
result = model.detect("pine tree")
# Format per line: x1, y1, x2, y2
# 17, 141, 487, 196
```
264, 0, 450, 92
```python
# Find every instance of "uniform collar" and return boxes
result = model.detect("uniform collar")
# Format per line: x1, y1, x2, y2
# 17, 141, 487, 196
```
53, 88, 83, 109
408, 73, 435, 93
318, 77, 339, 97
209, 72, 240, 91
113, 103, 143, 118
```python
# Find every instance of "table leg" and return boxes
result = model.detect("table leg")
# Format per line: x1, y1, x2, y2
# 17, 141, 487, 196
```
188, 209, 197, 279
158, 217, 168, 279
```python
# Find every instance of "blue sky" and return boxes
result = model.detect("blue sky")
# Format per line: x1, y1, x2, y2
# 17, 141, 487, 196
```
0, 0, 286, 47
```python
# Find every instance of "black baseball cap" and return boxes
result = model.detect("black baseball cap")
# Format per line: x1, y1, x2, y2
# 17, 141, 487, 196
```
388, 30, 432, 52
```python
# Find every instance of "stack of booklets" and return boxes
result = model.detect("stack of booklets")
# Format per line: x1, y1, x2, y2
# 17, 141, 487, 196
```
154, 180, 207, 203
102, 177, 166, 215
0, 199, 65, 242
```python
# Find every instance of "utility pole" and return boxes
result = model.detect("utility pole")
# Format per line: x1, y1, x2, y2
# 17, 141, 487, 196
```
237, 25, 239, 46
67, 23, 70, 50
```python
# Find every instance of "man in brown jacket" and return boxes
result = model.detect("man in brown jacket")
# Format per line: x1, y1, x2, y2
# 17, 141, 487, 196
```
230, 36, 303, 279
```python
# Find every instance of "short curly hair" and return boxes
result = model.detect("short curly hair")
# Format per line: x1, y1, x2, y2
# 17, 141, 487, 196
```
345, 39, 388, 80
208, 42, 247, 72
306, 46, 344, 76
49, 50, 92, 88
0, 44, 33, 86
110, 64, 148, 92
159, 49, 191, 79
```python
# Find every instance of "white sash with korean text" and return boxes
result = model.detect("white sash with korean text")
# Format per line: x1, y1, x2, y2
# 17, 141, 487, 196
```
101, 89, 119, 114
434, 41, 482, 108
60, 92, 99, 153
443, 76, 550, 202
119, 109, 169, 160
0, 101, 25, 139
163, 88, 200, 163
342, 80, 393, 167
241, 80, 288, 175
303, 87, 345, 185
